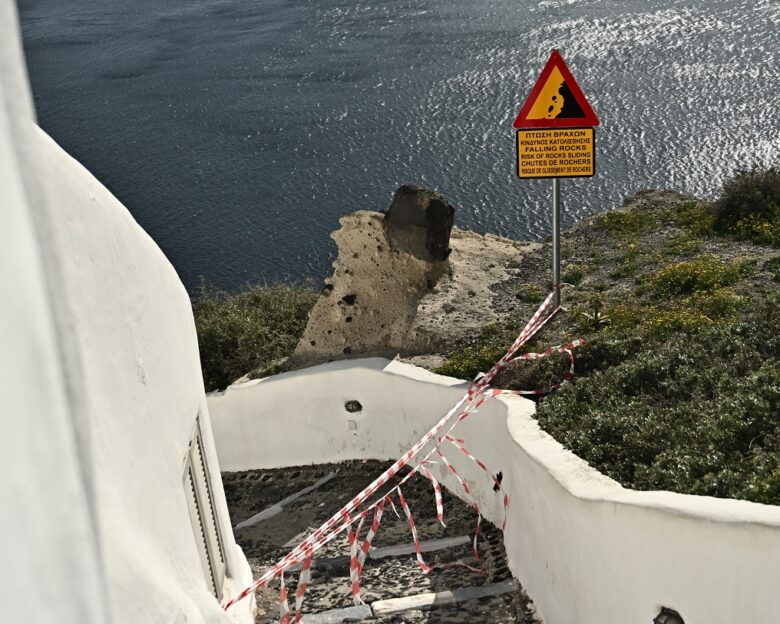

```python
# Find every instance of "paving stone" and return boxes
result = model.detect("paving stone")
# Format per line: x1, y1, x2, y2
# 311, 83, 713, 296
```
235, 472, 336, 529
371, 581, 518, 615
290, 555, 351, 573
302, 604, 372, 623
291, 536, 469, 571
369, 536, 470, 560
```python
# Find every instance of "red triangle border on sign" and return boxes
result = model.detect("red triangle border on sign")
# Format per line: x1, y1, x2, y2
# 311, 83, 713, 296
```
513, 50, 599, 129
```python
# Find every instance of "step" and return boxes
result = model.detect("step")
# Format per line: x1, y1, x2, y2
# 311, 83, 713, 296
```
301, 604, 372, 624
290, 555, 350, 573
368, 535, 471, 560
235, 472, 336, 529
371, 580, 519, 616
290, 535, 471, 572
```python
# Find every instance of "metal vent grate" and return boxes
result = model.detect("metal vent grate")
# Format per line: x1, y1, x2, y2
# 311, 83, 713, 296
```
183, 416, 226, 599
184, 465, 218, 596
192, 429, 225, 565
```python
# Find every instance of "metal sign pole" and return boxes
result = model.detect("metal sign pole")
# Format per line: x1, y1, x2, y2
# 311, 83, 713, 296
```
514, 49, 598, 310
552, 177, 561, 308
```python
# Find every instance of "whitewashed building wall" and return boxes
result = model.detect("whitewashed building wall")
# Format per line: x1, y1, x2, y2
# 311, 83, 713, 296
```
0, 4, 253, 622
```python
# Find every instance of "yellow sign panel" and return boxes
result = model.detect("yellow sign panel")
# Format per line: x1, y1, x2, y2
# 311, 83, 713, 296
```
516, 128, 595, 179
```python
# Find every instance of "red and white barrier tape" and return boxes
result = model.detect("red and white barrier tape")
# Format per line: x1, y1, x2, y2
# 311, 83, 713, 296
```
348, 513, 367, 604
278, 574, 290, 624
358, 499, 385, 574
509, 339, 586, 395
386, 493, 400, 519
467, 291, 560, 399
434, 447, 471, 496
443, 435, 510, 532
418, 461, 446, 527
433, 447, 483, 559
396, 486, 484, 575
222, 290, 580, 615
293, 555, 311, 623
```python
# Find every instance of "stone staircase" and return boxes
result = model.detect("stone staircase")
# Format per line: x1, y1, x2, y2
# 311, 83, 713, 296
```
223, 460, 539, 623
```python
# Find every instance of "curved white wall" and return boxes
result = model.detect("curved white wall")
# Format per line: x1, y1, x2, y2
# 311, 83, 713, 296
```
1, 4, 253, 621
209, 358, 780, 624
0, 4, 109, 622
30, 126, 254, 623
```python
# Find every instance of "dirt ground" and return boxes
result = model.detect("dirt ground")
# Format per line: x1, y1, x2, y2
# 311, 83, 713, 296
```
223, 460, 539, 623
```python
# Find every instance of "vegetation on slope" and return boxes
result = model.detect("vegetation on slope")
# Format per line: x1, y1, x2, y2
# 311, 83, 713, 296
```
436, 167, 780, 505
713, 166, 780, 245
193, 283, 317, 392
192, 168, 779, 504
535, 300, 779, 505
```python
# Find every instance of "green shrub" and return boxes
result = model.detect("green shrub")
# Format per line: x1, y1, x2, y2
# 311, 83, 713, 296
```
567, 333, 645, 376
613, 261, 637, 279
436, 343, 507, 381
435, 324, 508, 380
685, 288, 746, 317
765, 256, 780, 282
602, 303, 642, 332
665, 201, 716, 236
609, 245, 640, 279
595, 210, 653, 236
643, 308, 713, 337
729, 212, 780, 246
523, 284, 545, 304
436, 323, 555, 385
649, 255, 742, 296
504, 349, 572, 394
536, 299, 780, 505
665, 233, 703, 256
584, 291, 744, 340
193, 283, 318, 391
713, 167, 780, 245
715, 167, 780, 223
562, 264, 586, 286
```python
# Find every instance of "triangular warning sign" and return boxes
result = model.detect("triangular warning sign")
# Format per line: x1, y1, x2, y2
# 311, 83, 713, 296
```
513, 50, 599, 129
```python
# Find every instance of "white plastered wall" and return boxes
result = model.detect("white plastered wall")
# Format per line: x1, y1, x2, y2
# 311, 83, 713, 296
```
208, 358, 780, 624
27, 126, 255, 623
1, 4, 253, 621
0, 4, 109, 622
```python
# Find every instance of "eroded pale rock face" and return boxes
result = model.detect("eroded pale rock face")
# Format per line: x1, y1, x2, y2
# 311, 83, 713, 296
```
289, 189, 539, 367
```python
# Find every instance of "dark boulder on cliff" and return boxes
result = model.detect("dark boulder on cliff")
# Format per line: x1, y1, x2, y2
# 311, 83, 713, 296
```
385, 185, 454, 262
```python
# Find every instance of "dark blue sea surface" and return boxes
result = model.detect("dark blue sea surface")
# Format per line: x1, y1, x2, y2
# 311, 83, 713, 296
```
19, 0, 780, 293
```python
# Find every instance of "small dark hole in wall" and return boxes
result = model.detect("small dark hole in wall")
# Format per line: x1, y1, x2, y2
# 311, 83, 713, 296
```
345, 400, 362, 413
654, 607, 684, 624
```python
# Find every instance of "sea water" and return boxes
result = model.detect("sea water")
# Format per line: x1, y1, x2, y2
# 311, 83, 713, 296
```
19, 0, 780, 292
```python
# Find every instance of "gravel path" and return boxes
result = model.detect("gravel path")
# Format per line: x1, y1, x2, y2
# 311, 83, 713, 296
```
223, 461, 540, 623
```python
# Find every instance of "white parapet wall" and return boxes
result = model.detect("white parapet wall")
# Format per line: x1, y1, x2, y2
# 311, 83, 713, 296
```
208, 358, 780, 624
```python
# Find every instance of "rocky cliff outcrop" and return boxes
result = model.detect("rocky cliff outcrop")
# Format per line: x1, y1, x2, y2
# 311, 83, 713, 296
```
289, 186, 539, 367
